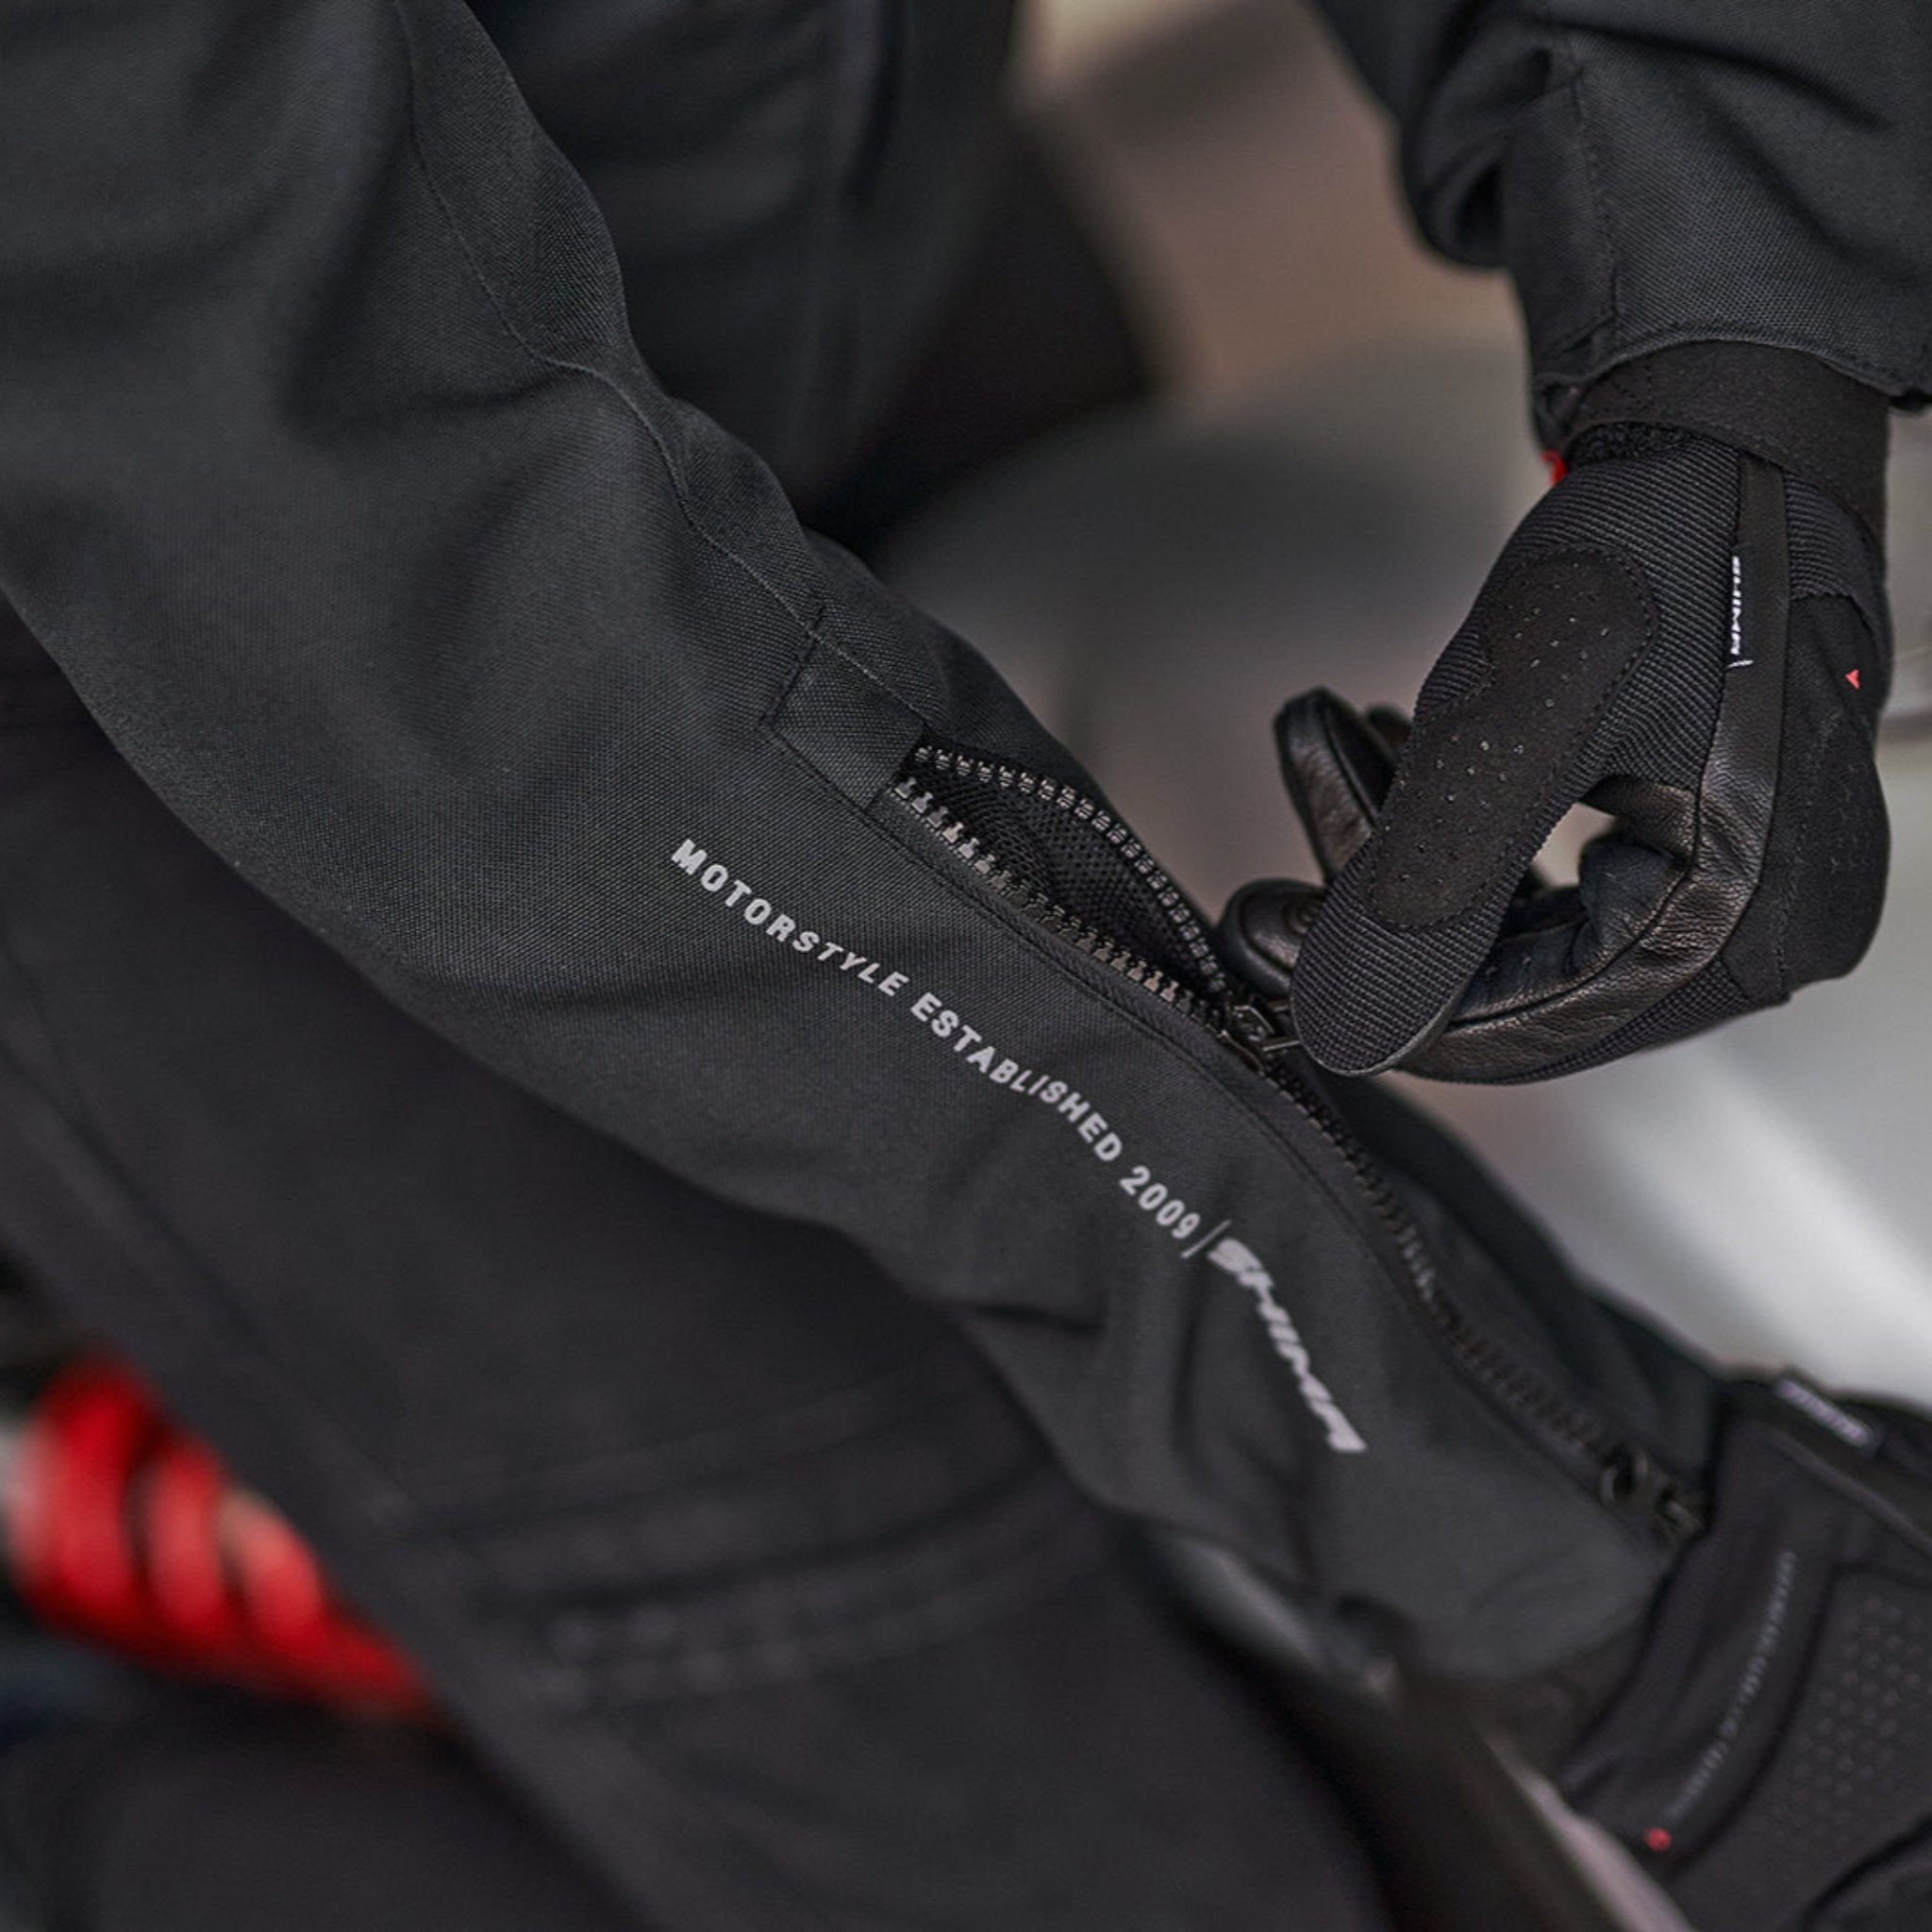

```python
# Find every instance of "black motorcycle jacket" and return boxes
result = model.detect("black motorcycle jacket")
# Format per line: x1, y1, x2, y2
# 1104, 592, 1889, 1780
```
2, 3, 1930, 1927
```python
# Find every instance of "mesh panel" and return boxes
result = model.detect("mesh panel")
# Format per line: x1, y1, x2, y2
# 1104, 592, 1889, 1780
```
1679, 1574, 1932, 1931
903, 746, 1219, 994
1816, 1831, 1932, 1931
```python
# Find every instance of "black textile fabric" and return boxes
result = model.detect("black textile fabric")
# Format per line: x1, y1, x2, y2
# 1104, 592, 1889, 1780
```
1561, 343, 1890, 541
464, 0, 1022, 508
1552, 1391, 1932, 1932
0, 1693, 648, 1932
7, 0, 1865, 1920
0, 0, 1708, 1714
1312, 0, 1932, 439
0, 636, 1391, 1932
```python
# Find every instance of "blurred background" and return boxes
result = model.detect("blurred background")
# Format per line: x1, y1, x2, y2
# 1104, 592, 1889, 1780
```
885, 0, 1932, 1408
1027, 0, 1521, 400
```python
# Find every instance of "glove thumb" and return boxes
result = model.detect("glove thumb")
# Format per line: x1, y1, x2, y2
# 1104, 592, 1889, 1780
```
1219, 691, 1401, 998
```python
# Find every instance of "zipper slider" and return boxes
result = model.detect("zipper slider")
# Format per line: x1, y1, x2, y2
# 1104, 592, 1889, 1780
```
1598, 1447, 1706, 1551
1219, 994, 1301, 1073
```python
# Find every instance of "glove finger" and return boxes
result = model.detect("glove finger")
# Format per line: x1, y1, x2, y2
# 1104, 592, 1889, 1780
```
1272, 690, 1549, 903
1361, 706, 1412, 758
1219, 877, 1324, 1000
1272, 689, 1394, 882
1399, 815, 1688, 1080
1291, 548, 1661, 1075
1427, 777, 1695, 1029
1213, 842, 1587, 1033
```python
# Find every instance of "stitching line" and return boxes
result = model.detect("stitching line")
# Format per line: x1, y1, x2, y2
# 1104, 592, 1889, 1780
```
386, 0, 823, 659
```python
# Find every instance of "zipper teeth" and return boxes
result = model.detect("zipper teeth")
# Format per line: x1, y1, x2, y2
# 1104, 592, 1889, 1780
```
891, 746, 1698, 1538
905, 746, 1231, 995
891, 772, 1216, 1018
1244, 1042, 1631, 1476
1258, 1058, 1624, 1472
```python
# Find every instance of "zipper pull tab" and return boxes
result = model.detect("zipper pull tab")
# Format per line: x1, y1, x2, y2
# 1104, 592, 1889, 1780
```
1598, 1447, 1706, 1551
1219, 994, 1301, 1073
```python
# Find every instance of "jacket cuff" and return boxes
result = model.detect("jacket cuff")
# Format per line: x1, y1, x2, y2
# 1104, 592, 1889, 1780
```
1559, 343, 1890, 546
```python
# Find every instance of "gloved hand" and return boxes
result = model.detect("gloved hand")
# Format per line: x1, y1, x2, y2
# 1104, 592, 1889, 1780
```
1526, 1374, 1932, 1932
1228, 343, 1893, 1082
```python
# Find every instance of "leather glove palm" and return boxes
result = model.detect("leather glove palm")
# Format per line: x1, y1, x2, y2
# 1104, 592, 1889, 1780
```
1230, 346, 1892, 1083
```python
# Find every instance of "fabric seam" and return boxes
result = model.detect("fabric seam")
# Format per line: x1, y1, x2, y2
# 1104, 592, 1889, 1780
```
386, 0, 824, 666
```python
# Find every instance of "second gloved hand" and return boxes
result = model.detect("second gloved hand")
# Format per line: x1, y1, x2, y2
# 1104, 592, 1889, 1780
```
1244, 344, 1893, 1083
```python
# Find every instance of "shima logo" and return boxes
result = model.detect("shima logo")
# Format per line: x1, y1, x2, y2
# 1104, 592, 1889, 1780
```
1207, 1238, 1366, 1454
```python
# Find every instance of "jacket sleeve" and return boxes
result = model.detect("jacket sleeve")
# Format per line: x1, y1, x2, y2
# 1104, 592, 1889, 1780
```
1310, 0, 1932, 439
0, 0, 1698, 1684
461, 0, 1015, 505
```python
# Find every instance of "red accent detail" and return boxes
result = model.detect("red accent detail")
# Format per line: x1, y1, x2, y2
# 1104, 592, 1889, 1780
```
7, 1357, 427, 1718
1848, 668, 1862, 690
1542, 450, 1569, 488
1643, 1828, 1674, 1855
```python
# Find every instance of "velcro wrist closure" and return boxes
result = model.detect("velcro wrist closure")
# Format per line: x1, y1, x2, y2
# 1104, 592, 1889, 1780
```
1562, 342, 1890, 545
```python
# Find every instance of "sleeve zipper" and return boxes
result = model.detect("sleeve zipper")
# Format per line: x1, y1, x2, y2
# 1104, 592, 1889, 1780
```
891, 744, 1705, 1555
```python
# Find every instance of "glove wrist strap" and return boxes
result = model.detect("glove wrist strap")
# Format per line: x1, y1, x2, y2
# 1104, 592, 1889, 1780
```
1561, 341, 1890, 545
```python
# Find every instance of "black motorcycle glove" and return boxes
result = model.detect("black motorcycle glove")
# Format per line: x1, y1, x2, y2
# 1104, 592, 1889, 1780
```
1236, 343, 1893, 1083
1531, 1375, 1932, 1932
